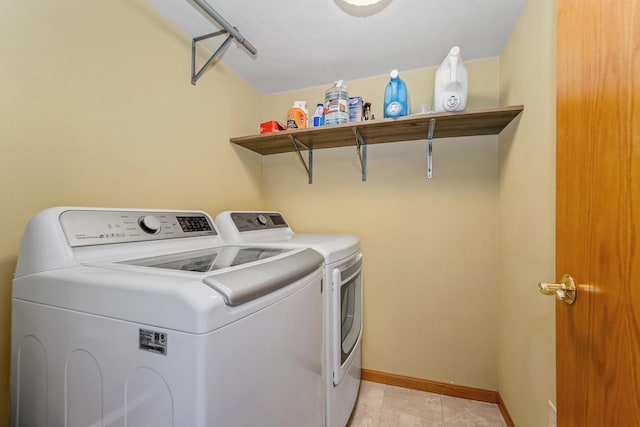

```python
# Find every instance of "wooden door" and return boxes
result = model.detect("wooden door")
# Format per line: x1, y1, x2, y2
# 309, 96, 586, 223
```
556, 0, 640, 425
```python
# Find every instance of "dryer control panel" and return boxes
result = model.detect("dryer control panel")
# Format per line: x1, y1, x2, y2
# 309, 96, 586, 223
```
60, 209, 216, 247
230, 212, 289, 232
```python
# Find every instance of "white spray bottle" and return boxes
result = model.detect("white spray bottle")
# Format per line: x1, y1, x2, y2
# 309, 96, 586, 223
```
432, 46, 468, 112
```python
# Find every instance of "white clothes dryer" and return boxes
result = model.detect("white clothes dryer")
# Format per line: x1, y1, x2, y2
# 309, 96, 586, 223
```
11, 207, 324, 427
215, 211, 363, 427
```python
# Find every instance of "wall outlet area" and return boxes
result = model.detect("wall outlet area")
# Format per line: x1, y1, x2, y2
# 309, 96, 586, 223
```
548, 400, 557, 427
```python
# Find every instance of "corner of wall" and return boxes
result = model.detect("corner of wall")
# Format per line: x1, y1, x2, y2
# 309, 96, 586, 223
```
497, 0, 557, 426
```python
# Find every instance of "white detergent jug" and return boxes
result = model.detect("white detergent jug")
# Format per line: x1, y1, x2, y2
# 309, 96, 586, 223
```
432, 46, 468, 112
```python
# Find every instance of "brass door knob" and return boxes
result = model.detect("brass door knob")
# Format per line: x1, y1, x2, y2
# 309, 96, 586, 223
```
538, 274, 577, 304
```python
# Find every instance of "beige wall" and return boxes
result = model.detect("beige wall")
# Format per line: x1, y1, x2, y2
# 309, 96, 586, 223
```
261, 59, 503, 390
0, 0, 263, 422
497, 0, 557, 425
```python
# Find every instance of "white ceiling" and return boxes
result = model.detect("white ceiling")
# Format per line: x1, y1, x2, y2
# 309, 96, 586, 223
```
147, 0, 527, 94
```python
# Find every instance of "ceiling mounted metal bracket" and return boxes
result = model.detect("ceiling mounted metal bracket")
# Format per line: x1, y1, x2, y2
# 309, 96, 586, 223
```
352, 127, 367, 182
190, 0, 257, 85
191, 30, 232, 85
289, 135, 313, 184
426, 118, 436, 179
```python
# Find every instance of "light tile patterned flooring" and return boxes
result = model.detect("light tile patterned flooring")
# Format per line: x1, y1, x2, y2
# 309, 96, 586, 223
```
347, 381, 507, 427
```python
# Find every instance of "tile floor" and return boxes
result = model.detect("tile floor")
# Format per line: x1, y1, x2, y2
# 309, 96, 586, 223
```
346, 381, 507, 427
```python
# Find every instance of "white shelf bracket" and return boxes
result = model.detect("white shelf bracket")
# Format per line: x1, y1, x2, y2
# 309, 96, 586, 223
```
427, 118, 436, 179
289, 135, 313, 184
190, 0, 257, 85
352, 127, 367, 181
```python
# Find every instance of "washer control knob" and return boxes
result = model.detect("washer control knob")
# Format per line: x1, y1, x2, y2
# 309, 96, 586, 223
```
256, 214, 268, 226
139, 215, 162, 234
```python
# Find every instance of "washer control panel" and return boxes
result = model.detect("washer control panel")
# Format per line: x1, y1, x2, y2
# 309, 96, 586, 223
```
230, 212, 289, 232
60, 209, 216, 247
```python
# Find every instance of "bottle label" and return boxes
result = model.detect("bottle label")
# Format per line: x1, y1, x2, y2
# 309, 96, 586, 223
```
325, 88, 349, 125
325, 99, 348, 112
386, 102, 402, 117
445, 95, 460, 111
286, 109, 306, 129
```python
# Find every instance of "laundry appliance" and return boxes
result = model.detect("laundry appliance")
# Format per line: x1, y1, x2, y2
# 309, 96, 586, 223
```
11, 207, 324, 427
215, 211, 362, 427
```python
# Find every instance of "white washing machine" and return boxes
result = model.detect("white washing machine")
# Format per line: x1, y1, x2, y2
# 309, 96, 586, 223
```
215, 211, 363, 427
11, 207, 324, 427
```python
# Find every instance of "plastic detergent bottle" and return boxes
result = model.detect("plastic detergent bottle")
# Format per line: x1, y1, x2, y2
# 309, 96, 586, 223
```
383, 70, 409, 118
432, 46, 468, 112
312, 103, 324, 127
286, 101, 308, 129
324, 81, 349, 125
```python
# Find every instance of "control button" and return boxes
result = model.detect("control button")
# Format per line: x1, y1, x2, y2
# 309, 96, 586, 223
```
139, 215, 162, 234
256, 214, 268, 226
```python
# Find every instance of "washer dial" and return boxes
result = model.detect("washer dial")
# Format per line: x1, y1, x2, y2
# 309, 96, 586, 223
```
139, 215, 162, 234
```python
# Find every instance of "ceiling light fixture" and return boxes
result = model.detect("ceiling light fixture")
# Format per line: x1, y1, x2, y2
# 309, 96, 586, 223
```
336, 0, 390, 17
342, 0, 383, 5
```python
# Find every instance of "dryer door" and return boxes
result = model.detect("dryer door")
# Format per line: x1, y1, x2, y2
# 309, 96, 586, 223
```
332, 254, 362, 386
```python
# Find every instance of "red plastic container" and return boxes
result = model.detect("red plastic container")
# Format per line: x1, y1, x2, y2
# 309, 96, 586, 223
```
260, 121, 286, 134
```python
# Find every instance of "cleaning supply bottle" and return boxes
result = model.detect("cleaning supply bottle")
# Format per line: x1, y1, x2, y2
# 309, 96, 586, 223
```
432, 46, 468, 112
383, 70, 409, 118
324, 81, 349, 125
299, 101, 309, 127
286, 101, 308, 129
312, 103, 324, 127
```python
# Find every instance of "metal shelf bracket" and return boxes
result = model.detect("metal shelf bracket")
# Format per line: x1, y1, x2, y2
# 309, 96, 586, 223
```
427, 118, 436, 179
191, 30, 233, 85
190, 0, 257, 86
289, 135, 313, 184
352, 127, 367, 181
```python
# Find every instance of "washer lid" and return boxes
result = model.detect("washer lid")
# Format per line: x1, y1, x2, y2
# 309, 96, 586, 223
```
119, 245, 324, 306
118, 246, 291, 273
203, 248, 324, 306
13, 247, 324, 334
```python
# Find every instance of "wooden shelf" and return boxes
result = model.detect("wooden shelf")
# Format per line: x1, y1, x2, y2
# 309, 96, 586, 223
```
230, 105, 523, 183
230, 105, 524, 155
